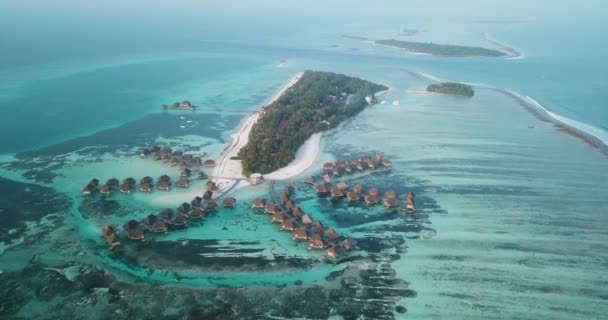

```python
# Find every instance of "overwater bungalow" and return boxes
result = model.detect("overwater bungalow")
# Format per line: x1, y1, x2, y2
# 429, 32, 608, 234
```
332, 167, 341, 177
337, 181, 348, 190
272, 212, 286, 223
322, 174, 332, 184
198, 171, 208, 180
119, 183, 133, 194
203, 201, 218, 212
327, 245, 345, 258
169, 158, 179, 166
361, 156, 372, 163
368, 161, 377, 169
158, 181, 170, 191
188, 208, 204, 220
202, 190, 213, 200
179, 161, 189, 169
123, 219, 139, 232
159, 208, 174, 220
141, 176, 153, 184
384, 197, 398, 208
161, 154, 170, 162
176, 178, 189, 188
139, 183, 152, 193
356, 162, 365, 171
172, 150, 183, 157
323, 162, 334, 171
170, 215, 188, 228
348, 158, 359, 166
265, 204, 279, 215
341, 237, 357, 251
368, 188, 380, 196
315, 184, 329, 196
311, 221, 325, 234
181, 168, 191, 177
139, 148, 151, 158
206, 181, 218, 193
281, 219, 296, 231
222, 197, 236, 208
406, 191, 415, 200
251, 198, 265, 209
158, 174, 171, 183
331, 187, 345, 199
161, 147, 172, 155
325, 228, 340, 242
385, 190, 397, 199
308, 235, 326, 249
151, 222, 168, 233
82, 186, 93, 196
101, 226, 120, 248
285, 200, 296, 212
344, 165, 353, 174
88, 178, 100, 188
353, 184, 363, 195
346, 191, 360, 203
301, 214, 313, 225
405, 198, 416, 214
364, 194, 379, 205
291, 207, 303, 220
142, 214, 158, 227
293, 228, 309, 240
375, 154, 383, 161
304, 176, 315, 184
381, 158, 392, 167
100, 185, 111, 196
106, 178, 119, 188
128, 229, 145, 241
335, 160, 346, 168
123, 177, 136, 186
204, 159, 216, 168
191, 196, 203, 207
177, 202, 191, 214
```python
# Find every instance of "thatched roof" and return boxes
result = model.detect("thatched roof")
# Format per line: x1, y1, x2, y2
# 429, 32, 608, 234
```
281, 219, 295, 231
406, 191, 415, 199
353, 184, 363, 194
332, 168, 341, 177
176, 178, 189, 188
100, 185, 111, 195
128, 229, 145, 240
311, 221, 325, 234
292, 207, 303, 219
294, 228, 309, 240
123, 177, 136, 186
346, 191, 360, 202
323, 162, 334, 170
204, 159, 216, 167
331, 188, 344, 198
301, 214, 313, 225
381, 158, 392, 167
177, 202, 191, 213
157, 181, 170, 190
158, 174, 171, 182
222, 197, 236, 207
385, 190, 397, 199
341, 237, 357, 250
322, 174, 332, 184
308, 235, 325, 249
315, 184, 328, 194
251, 198, 265, 208
101, 226, 120, 248
327, 245, 344, 258
375, 154, 383, 161
189, 208, 204, 219
203, 190, 213, 200
88, 178, 100, 188
344, 165, 353, 173
106, 178, 119, 187
203, 201, 218, 212
151, 222, 168, 233
172, 150, 183, 157
325, 228, 340, 241
356, 162, 365, 170
191, 196, 203, 207
305, 176, 315, 184
364, 194, 379, 205
142, 214, 158, 226
180, 169, 191, 177
119, 183, 132, 193
171, 215, 187, 225
139, 183, 152, 192
123, 219, 139, 231
161, 147, 172, 154
272, 212, 285, 223
348, 158, 359, 165
264, 204, 279, 214
337, 181, 348, 190
361, 156, 372, 163
368, 188, 379, 196
384, 197, 398, 208
141, 176, 153, 184
159, 208, 173, 219
335, 160, 346, 168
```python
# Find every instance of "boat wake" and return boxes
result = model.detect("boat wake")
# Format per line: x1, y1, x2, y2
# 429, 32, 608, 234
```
413, 70, 608, 153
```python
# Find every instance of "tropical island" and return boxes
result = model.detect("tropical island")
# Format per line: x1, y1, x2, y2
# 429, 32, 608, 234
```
238, 70, 387, 175
375, 39, 506, 57
427, 82, 475, 97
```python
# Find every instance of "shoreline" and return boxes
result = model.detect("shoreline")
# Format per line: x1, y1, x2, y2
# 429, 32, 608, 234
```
264, 133, 323, 181
211, 72, 305, 194
483, 32, 524, 59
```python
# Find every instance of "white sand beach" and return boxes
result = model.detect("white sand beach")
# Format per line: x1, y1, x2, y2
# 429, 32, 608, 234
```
211, 72, 304, 194
264, 132, 323, 180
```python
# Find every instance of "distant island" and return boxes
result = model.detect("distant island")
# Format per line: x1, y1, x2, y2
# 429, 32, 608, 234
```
162, 100, 197, 111
427, 82, 475, 97
375, 39, 506, 57
342, 34, 369, 41
239, 70, 387, 175
398, 28, 419, 36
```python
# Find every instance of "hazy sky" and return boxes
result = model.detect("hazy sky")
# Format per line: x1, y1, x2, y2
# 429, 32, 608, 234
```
2, 0, 607, 23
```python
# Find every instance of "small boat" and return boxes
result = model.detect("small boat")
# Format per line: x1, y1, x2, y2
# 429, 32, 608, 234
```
180, 116, 185, 120
179, 125, 186, 129
186, 120, 193, 123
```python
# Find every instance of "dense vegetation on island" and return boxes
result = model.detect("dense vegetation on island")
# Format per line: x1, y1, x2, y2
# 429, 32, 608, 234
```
427, 82, 475, 97
239, 70, 387, 175
375, 39, 506, 57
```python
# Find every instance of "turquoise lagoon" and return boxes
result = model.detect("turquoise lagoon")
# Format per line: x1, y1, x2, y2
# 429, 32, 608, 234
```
0, 13, 607, 320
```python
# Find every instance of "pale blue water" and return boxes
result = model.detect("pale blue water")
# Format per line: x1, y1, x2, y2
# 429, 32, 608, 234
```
0, 8, 607, 319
